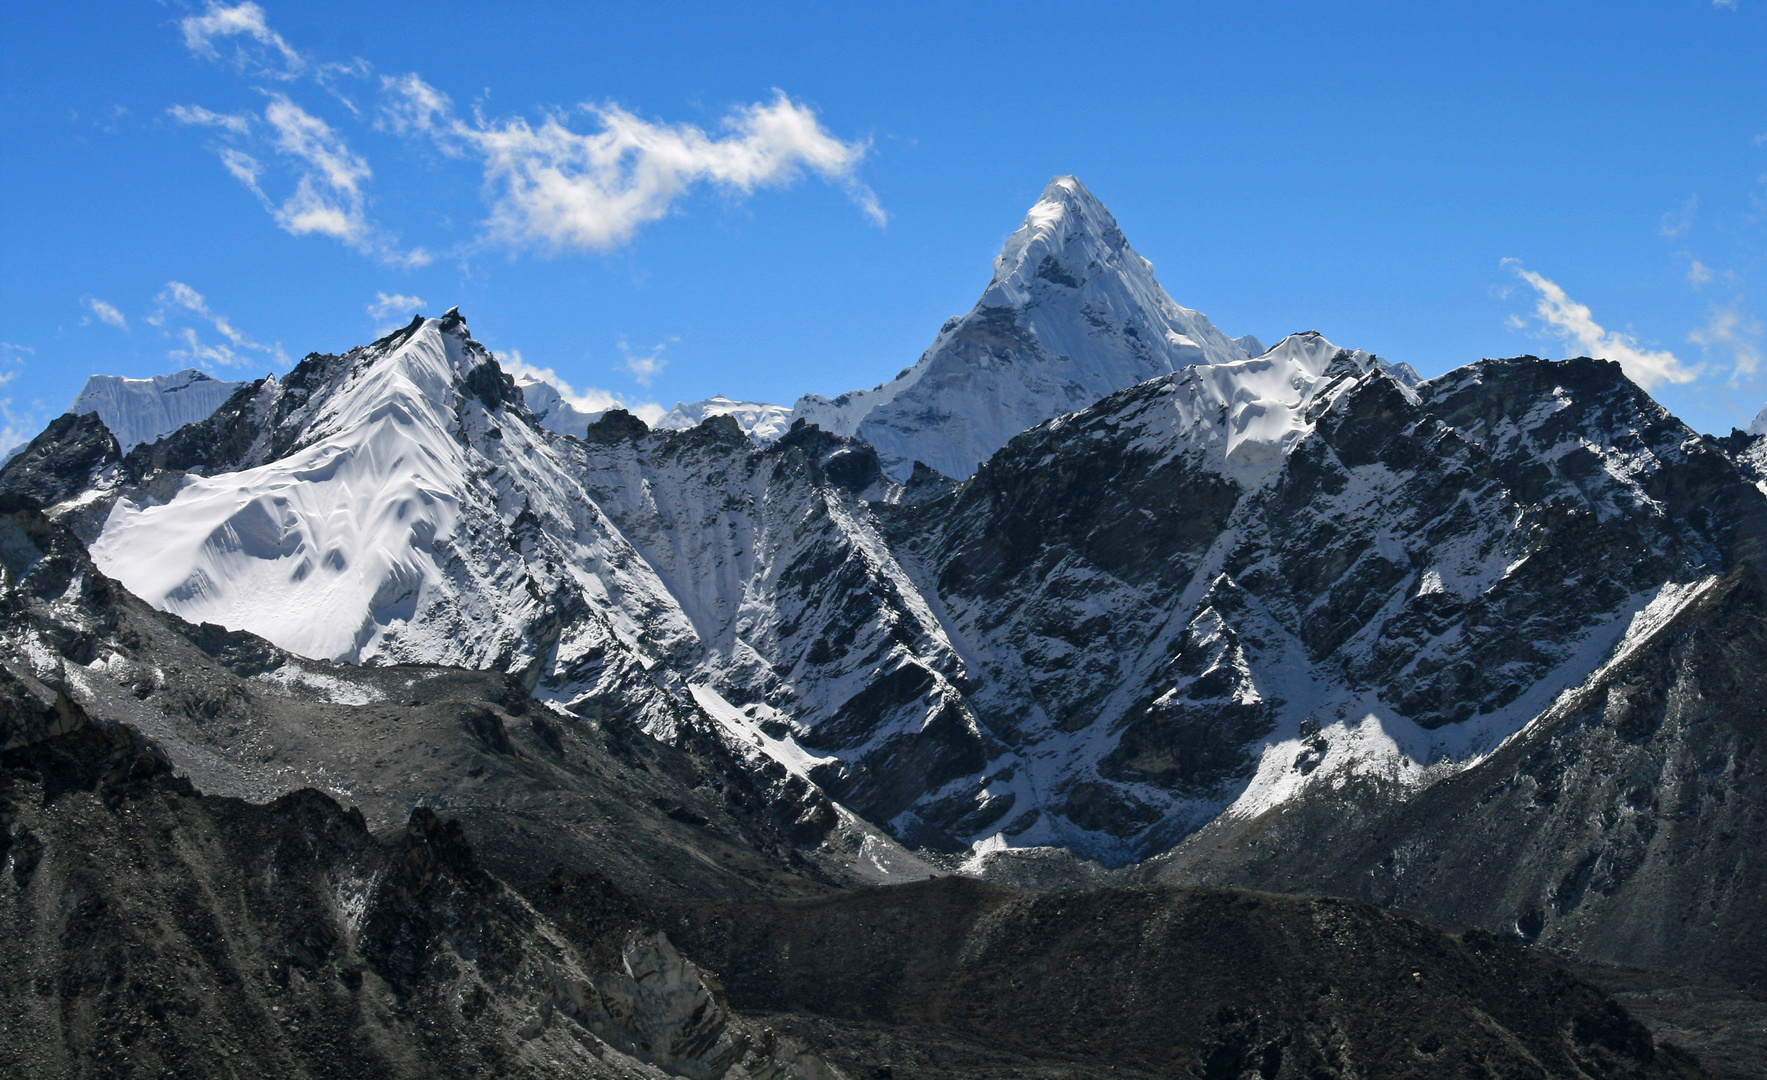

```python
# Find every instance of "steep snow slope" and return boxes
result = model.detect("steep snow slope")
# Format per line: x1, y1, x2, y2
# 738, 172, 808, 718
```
86, 313, 695, 707
793, 176, 1251, 480
67, 369, 247, 450
50, 313, 930, 877
656, 396, 792, 442
1750, 403, 1767, 435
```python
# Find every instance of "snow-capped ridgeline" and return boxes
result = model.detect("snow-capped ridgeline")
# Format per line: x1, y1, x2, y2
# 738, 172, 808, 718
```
1098, 329, 1410, 487
89, 312, 698, 698
27, 176, 1767, 867
68, 369, 248, 451
1749, 402, 1767, 436
656, 396, 793, 442
794, 175, 1255, 480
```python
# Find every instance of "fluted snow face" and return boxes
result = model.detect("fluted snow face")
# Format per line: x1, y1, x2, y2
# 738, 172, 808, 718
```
793, 176, 1249, 480
68, 370, 248, 451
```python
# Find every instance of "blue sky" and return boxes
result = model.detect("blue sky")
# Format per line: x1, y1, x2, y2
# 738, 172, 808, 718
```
4, 1, 1766, 449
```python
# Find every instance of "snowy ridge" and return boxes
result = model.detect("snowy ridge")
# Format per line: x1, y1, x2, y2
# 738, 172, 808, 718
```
1749, 402, 1767, 436
68, 369, 248, 451
656, 396, 793, 442
794, 175, 1252, 480
88, 312, 698, 708
26, 177, 1767, 869
66, 311, 1759, 865
1107, 329, 1406, 487
513, 373, 602, 438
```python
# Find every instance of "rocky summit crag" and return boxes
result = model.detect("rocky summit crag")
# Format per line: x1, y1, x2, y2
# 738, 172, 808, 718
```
8, 177, 1767, 1076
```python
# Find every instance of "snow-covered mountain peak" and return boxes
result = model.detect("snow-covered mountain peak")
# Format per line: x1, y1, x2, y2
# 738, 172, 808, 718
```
1749, 403, 1767, 436
981, 175, 1133, 308
68, 368, 249, 451
1254, 330, 1422, 388
793, 175, 1251, 480
656, 396, 792, 442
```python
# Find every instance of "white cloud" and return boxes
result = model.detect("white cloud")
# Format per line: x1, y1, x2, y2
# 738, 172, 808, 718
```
181, 2, 304, 77
376, 73, 455, 140
1689, 305, 1763, 379
218, 147, 265, 189
1688, 260, 1714, 287
84, 297, 128, 330
618, 339, 671, 386
190, 94, 429, 266
261, 95, 371, 242
1503, 260, 1699, 390
469, 92, 884, 250
367, 291, 425, 320
176, 11, 880, 261
1714, 0, 1738, 9
380, 76, 885, 250
498, 352, 664, 424
149, 282, 284, 369
168, 103, 252, 135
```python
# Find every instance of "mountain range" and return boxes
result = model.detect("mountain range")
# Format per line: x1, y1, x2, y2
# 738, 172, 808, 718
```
6, 175, 1767, 1077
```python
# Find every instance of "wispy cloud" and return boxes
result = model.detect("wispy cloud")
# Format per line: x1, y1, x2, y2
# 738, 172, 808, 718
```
180, 2, 304, 78
168, 103, 252, 135
173, 9, 879, 263
498, 351, 664, 424
148, 282, 284, 369
0, 344, 38, 454
1687, 259, 1715, 287
1689, 304, 1763, 379
83, 297, 128, 330
260, 94, 372, 244
175, 89, 428, 265
1660, 195, 1697, 239
1503, 259, 1699, 389
367, 291, 426, 321
375, 73, 455, 141
618, 339, 672, 386
1713, 0, 1738, 10
380, 75, 885, 250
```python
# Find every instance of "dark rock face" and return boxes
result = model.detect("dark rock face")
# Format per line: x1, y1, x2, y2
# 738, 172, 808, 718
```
662, 877, 1703, 1080
0, 499, 852, 903
0, 721, 840, 1080
1159, 563, 1767, 995
0, 412, 120, 507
